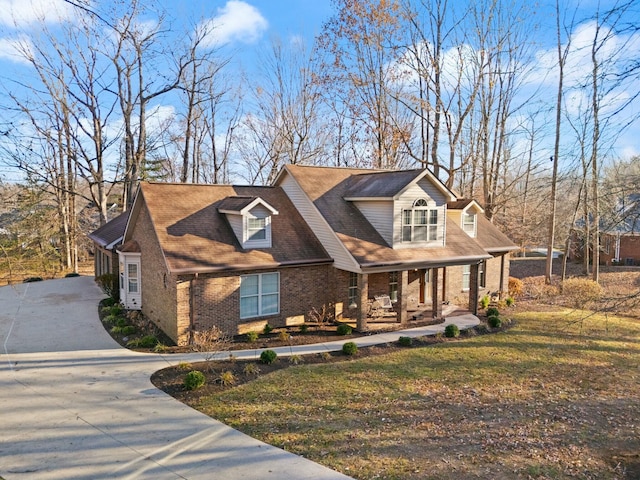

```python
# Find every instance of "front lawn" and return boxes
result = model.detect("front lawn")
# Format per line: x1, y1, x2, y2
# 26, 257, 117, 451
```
184, 309, 639, 479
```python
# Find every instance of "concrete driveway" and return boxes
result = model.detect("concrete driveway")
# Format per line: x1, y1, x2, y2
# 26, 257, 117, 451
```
0, 277, 352, 479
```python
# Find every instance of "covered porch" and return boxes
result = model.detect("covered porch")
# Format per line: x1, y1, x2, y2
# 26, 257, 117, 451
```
340, 255, 508, 332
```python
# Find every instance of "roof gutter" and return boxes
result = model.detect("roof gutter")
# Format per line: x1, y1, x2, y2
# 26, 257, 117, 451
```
170, 257, 334, 276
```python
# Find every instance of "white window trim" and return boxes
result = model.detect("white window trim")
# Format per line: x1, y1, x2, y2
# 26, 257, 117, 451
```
243, 213, 271, 248
462, 212, 477, 238
402, 199, 439, 243
240, 272, 280, 319
462, 265, 471, 291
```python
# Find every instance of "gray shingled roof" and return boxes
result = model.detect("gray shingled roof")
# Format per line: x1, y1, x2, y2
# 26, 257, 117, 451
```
87, 211, 129, 249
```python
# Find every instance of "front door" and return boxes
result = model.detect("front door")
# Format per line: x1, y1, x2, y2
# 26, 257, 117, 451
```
119, 253, 141, 310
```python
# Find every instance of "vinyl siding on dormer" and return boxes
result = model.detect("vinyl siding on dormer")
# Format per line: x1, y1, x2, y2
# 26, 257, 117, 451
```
393, 178, 447, 248
352, 200, 394, 246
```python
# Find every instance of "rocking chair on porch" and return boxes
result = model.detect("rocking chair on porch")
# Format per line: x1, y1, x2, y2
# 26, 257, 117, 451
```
367, 295, 394, 318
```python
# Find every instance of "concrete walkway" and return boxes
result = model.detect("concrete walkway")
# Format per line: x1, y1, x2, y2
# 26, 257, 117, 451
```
0, 277, 479, 480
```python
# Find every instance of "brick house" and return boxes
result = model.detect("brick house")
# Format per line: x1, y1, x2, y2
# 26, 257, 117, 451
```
87, 211, 129, 278
111, 165, 517, 346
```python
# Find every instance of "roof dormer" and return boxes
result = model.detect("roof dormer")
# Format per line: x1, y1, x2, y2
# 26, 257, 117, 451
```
447, 199, 484, 238
218, 196, 279, 249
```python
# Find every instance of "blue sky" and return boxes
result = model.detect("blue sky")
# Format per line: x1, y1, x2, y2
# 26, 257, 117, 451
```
0, 0, 638, 182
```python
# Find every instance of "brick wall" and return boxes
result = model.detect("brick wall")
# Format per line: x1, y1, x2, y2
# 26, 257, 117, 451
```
129, 203, 180, 344
188, 264, 334, 339
447, 255, 509, 306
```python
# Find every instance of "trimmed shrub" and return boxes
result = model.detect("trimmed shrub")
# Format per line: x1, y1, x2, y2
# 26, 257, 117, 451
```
24, 277, 43, 283
475, 324, 490, 335
398, 336, 413, 347
336, 324, 353, 336
101, 297, 117, 308
121, 325, 136, 335
115, 317, 127, 328
96, 273, 119, 302
260, 349, 277, 364
263, 323, 273, 334
444, 324, 460, 338
505, 296, 515, 307
246, 331, 259, 343
110, 304, 124, 316
319, 351, 332, 361
138, 335, 159, 348
486, 307, 500, 318
342, 341, 358, 355
562, 277, 603, 309
103, 314, 118, 324
177, 361, 192, 371
219, 371, 236, 386
183, 370, 205, 390
299, 324, 309, 333
508, 277, 524, 298
65, 272, 80, 278
488, 315, 502, 328
479, 295, 490, 309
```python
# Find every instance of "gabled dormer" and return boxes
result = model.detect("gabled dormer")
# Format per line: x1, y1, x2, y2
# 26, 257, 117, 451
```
447, 199, 484, 238
218, 196, 279, 249
343, 169, 456, 249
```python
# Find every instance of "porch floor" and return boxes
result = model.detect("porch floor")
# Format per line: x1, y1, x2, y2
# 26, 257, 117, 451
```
342, 304, 470, 332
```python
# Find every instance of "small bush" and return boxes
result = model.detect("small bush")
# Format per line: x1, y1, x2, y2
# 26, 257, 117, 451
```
121, 325, 136, 335
342, 341, 358, 355
475, 324, 489, 335
336, 324, 353, 336
101, 297, 117, 308
219, 370, 236, 386
398, 336, 413, 347
299, 324, 309, 333
562, 277, 603, 309
488, 315, 502, 328
103, 314, 118, 324
444, 324, 460, 338
278, 331, 291, 342
505, 296, 515, 307
486, 307, 500, 318
183, 370, 206, 390
260, 349, 277, 364
319, 351, 332, 361
263, 323, 273, 334
243, 363, 261, 376
115, 317, 127, 328
508, 277, 524, 298
246, 331, 259, 343
479, 295, 490, 309
110, 304, 124, 316
96, 273, 119, 302
289, 354, 303, 365
138, 335, 159, 348
177, 361, 192, 371
110, 325, 124, 334
65, 272, 80, 278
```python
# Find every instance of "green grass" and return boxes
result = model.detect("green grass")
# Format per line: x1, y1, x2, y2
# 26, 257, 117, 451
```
193, 309, 640, 480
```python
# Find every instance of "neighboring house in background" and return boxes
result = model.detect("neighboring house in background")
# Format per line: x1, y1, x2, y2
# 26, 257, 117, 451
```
87, 211, 129, 278
97, 165, 517, 346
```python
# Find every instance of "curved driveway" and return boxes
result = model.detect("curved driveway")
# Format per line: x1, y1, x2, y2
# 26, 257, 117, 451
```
0, 277, 479, 479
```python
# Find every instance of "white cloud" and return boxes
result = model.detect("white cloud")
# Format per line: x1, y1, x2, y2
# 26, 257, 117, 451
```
200, 1, 268, 48
0, 0, 79, 27
0, 35, 33, 64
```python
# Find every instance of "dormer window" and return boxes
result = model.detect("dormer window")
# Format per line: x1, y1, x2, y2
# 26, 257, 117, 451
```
462, 212, 477, 237
402, 198, 438, 242
218, 196, 278, 249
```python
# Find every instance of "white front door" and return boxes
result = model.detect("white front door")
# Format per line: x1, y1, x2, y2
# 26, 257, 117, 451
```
119, 254, 141, 310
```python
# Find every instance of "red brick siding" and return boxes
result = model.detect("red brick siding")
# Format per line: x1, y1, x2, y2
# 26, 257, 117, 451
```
188, 264, 334, 339
128, 203, 180, 343
447, 255, 509, 305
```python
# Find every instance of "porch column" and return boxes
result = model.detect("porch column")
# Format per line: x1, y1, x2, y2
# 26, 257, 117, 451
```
398, 270, 409, 325
431, 267, 442, 320
499, 254, 506, 298
468, 263, 479, 315
442, 267, 448, 304
356, 273, 369, 332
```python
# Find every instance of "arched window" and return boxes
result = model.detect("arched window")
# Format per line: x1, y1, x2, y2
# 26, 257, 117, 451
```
402, 198, 438, 242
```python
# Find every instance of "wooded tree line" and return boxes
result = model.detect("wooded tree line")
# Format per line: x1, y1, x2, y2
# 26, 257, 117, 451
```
0, 0, 638, 281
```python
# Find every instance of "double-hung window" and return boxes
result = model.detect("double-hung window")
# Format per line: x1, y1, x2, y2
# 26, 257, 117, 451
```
402, 199, 438, 242
462, 265, 471, 291
389, 272, 398, 302
348, 272, 358, 307
462, 213, 476, 237
240, 272, 279, 319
